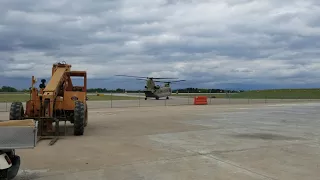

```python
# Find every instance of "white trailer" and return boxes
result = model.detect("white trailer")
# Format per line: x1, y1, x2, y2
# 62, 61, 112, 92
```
0, 119, 37, 180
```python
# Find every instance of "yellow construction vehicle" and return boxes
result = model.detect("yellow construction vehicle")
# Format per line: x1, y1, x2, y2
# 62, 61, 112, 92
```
8, 61, 88, 145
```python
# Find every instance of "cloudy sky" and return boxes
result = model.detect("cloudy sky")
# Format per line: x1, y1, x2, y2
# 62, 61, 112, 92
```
1, 0, 320, 90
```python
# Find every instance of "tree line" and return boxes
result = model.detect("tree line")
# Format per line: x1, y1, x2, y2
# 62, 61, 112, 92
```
0, 86, 20, 92
172, 88, 243, 93
76, 88, 243, 93
0, 86, 244, 93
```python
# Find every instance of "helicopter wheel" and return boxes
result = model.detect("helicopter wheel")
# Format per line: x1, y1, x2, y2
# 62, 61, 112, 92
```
145, 97, 147, 100
166, 96, 169, 100
156, 97, 159, 100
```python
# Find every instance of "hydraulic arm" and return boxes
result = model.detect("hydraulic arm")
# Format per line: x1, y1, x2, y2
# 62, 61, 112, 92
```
41, 63, 71, 117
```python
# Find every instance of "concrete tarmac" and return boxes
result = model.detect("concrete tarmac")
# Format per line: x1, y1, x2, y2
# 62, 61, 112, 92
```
0, 101, 319, 179
1, 97, 319, 112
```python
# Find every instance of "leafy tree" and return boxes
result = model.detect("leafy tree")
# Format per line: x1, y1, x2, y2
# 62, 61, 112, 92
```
0, 86, 18, 92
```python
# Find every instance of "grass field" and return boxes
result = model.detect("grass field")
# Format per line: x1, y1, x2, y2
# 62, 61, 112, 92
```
172, 89, 320, 99
88, 95, 139, 101
0, 93, 139, 102
229, 88, 320, 99
1, 88, 320, 102
172, 93, 229, 98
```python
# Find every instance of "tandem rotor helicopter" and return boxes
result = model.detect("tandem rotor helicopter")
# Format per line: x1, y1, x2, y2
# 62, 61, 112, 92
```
115, 75, 186, 100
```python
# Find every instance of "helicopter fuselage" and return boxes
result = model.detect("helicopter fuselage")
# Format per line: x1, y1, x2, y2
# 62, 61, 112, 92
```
114, 74, 184, 100
144, 87, 171, 100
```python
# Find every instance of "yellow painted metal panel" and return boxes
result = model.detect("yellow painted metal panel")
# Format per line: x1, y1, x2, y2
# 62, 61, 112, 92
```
44, 68, 67, 92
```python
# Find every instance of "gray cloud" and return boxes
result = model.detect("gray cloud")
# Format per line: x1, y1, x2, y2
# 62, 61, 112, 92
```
0, 0, 320, 89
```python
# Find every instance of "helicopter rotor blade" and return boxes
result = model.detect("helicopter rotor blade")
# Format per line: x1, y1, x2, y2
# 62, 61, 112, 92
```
115, 75, 148, 79
154, 80, 186, 83
151, 77, 178, 79
115, 75, 178, 80
169, 80, 186, 83
136, 78, 147, 81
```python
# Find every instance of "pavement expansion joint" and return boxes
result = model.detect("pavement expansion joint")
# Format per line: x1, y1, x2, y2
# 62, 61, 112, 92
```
204, 154, 278, 180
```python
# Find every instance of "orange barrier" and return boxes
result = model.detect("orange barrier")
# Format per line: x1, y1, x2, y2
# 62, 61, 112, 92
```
193, 96, 208, 105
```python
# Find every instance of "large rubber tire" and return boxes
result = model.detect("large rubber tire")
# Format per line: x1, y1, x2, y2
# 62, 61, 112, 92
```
84, 103, 88, 127
73, 101, 85, 136
0, 169, 9, 180
9, 102, 24, 120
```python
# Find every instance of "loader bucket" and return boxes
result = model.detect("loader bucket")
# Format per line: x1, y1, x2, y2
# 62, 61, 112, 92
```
0, 119, 38, 149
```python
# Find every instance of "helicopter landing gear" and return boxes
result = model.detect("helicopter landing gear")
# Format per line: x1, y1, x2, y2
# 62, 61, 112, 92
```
156, 97, 159, 100
166, 96, 169, 100
145, 97, 147, 100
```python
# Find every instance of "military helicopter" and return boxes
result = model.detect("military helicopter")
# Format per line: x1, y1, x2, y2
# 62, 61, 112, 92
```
115, 75, 186, 100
